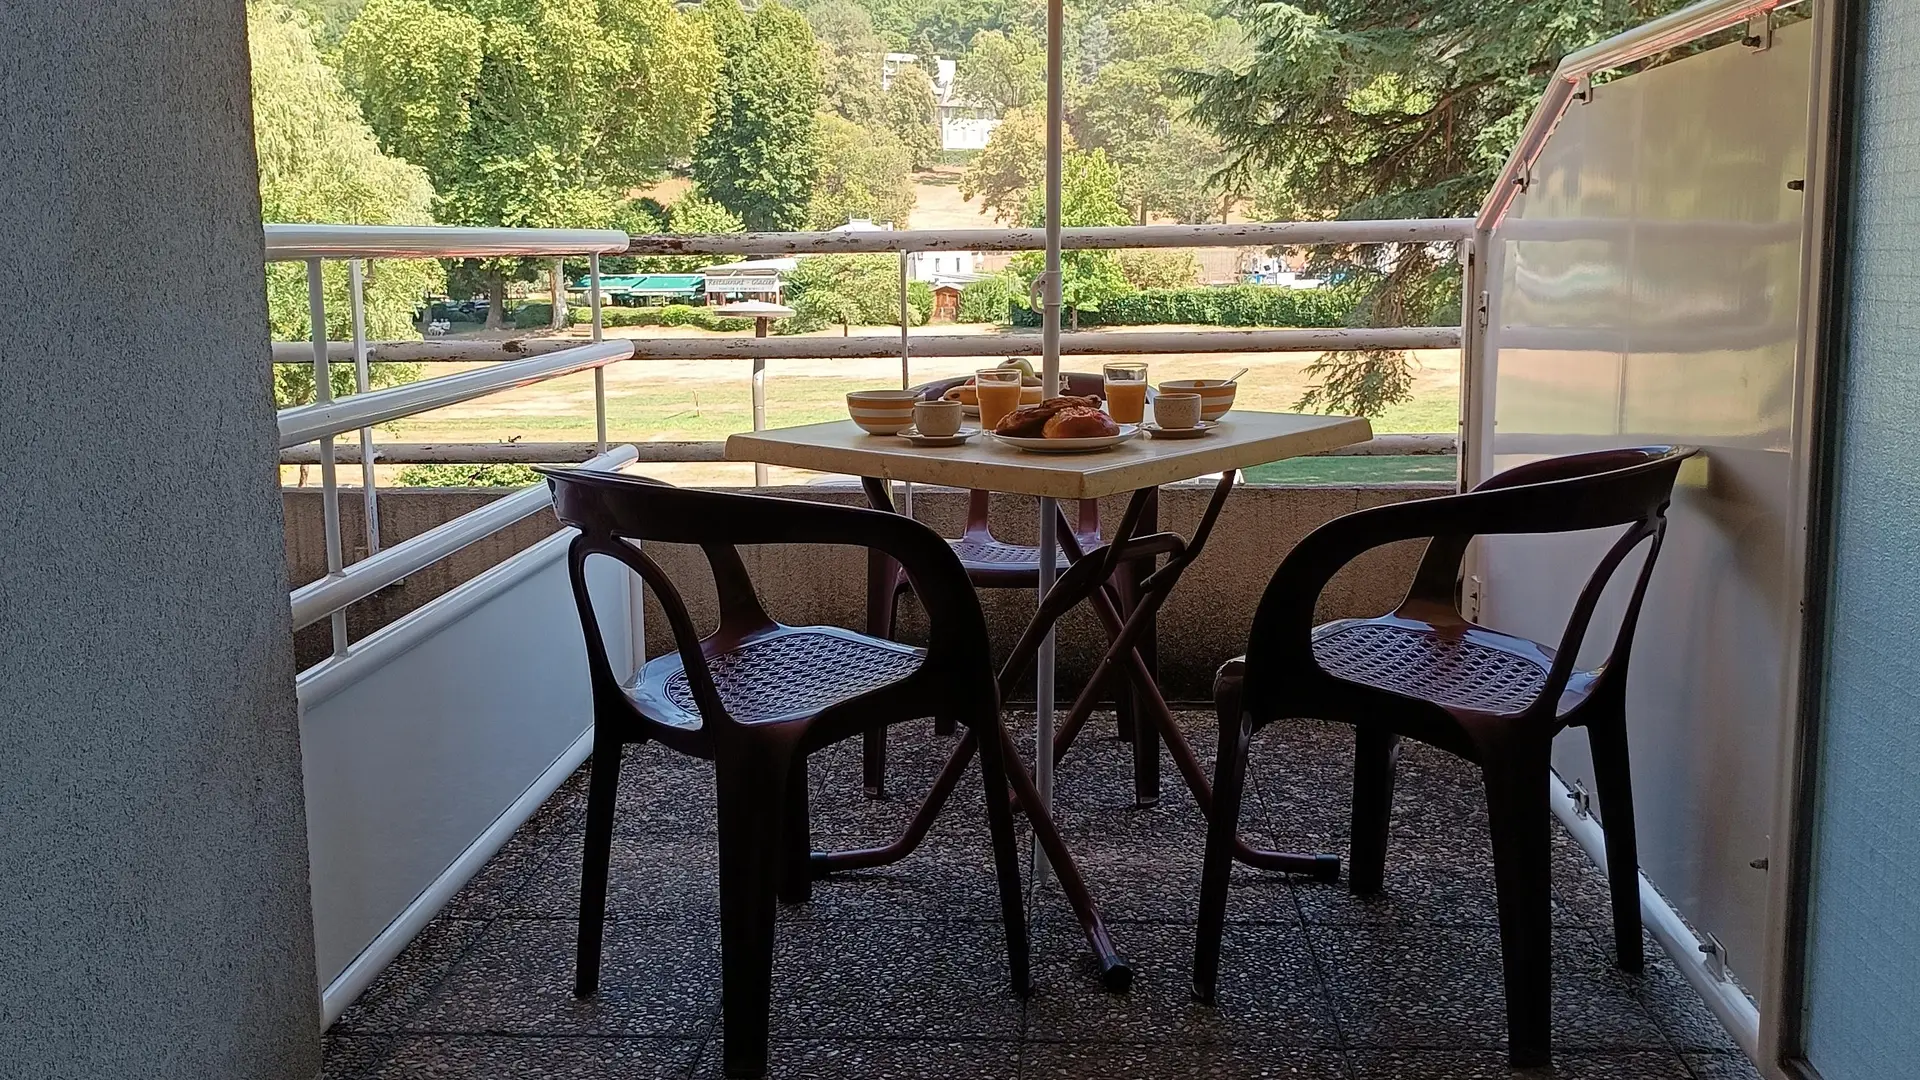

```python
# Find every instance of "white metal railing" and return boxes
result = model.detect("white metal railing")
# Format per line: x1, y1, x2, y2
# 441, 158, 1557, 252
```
269, 224, 629, 659
270, 219, 1474, 476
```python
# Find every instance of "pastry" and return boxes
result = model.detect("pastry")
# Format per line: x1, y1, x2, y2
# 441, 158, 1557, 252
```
1043, 406, 1120, 439
994, 395, 1102, 438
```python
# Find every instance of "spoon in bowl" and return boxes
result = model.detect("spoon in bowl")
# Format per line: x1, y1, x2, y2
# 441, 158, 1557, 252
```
1222, 367, 1249, 385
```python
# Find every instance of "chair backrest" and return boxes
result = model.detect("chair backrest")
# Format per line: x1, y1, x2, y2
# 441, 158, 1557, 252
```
1246, 446, 1695, 719
540, 468, 998, 738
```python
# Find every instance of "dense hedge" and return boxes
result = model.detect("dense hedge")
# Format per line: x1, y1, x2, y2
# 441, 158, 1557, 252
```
598, 304, 756, 332
957, 277, 1017, 323
1012, 285, 1358, 328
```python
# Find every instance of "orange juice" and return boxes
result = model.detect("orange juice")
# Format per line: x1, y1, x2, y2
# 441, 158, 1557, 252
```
1104, 380, 1147, 423
976, 378, 1023, 429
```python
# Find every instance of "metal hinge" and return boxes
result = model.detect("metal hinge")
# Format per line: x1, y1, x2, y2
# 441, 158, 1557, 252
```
1513, 166, 1532, 194
1569, 780, 1593, 819
1463, 574, 1484, 621
1699, 934, 1729, 982
1475, 290, 1490, 329
1743, 12, 1772, 50
1573, 75, 1592, 104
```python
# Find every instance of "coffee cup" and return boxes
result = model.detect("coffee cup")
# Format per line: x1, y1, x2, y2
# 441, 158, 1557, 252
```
1154, 392, 1202, 430
913, 399, 964, 438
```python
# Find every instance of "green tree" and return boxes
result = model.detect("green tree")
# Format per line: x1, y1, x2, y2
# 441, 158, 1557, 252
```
959, 107, 1063, 222
340, 0, 720, 326
1009, 150, 1133, 329
807, 114, 918, 228
693, 0, 825, 231
1116, 249, 1199, 290
883, 63, 943, 170
810, 0, 889, 126
250, 1, 433, 407
1181, 0, 1687, 415
785, 254, 926, 334
912, 0, 1043, 55
954, 28, 1045, 114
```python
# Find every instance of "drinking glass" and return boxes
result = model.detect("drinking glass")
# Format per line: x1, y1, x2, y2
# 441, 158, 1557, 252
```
975, 367, 1024, 430
1103, 362, 1148, 424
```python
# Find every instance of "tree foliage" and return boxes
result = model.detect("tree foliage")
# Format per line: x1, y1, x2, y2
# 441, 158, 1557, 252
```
883, 63, 944, 170
954, 28, 1046, 114
339, 0, 721, 324
785, 254, 929, 334
693, 0, 824, 231
1181, 0, 1686, 414
250, 1, 433, 406
1009, 150, 1132, 328
807, 114, 918, 228
959, 107, 1061, 223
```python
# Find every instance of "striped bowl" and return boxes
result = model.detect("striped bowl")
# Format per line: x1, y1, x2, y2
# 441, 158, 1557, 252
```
1157, 379, 1238, 422
846, 389, 920, 434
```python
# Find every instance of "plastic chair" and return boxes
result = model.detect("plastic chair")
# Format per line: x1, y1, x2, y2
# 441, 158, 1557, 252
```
541, 467, 1030, 1079
1193, 446, 1695, 1068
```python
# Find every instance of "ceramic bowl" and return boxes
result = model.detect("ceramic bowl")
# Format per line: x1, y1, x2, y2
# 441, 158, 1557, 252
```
1157, 379, 1238, 421
846, 389, 920, 434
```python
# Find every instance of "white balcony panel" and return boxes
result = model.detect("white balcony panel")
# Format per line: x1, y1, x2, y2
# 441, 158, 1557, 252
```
297, 529, 628, 1016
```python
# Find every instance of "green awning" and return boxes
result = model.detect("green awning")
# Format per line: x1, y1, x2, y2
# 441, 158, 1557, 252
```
571, 273, 704, 295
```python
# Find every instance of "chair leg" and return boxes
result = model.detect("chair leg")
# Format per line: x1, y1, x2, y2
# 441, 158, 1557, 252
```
778, 757, 813, 904
1586, 714, 1645, 973
973, 713, 1031, 997
862, 726, 886, 800
1112, 574, 1137, 743
864, 556, 899, 797
1348, 728, 1401, 896
1482, 734, 1555, 1069
715, 743, 789, 1079
1193, 706, 1250, 1004
574, 734, 622, 997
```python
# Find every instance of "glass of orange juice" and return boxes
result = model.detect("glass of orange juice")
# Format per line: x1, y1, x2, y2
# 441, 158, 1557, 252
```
1103, 362, 1148, 424
975, 367, 1024, 430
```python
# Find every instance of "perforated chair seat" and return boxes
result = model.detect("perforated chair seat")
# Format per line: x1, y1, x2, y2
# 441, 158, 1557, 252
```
629, 626, 925, 727
1312, 619, 1550, 714
949, 534, 1078, 574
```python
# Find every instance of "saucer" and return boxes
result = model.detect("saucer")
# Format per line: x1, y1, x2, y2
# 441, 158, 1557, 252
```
1143, 420, 1218, 439
900, 426, 981, 447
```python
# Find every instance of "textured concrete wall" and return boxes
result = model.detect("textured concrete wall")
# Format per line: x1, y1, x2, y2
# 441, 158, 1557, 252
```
0, 4, 322, 1078
287, 483, 1443, 697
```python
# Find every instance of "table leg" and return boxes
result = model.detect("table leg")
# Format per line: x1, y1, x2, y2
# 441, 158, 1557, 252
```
1129, 489, 1161, 807
1035, 497, 1058, 884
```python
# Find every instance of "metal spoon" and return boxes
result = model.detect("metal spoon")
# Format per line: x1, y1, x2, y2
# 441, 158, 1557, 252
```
1222, 367, 1249, 385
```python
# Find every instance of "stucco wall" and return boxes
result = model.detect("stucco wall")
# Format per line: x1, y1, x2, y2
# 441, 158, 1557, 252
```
287, 482, 1444, 698
0, 4, 322, 1078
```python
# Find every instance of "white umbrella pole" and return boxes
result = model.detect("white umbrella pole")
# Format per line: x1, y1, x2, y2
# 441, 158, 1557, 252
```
1033, 0, 1066, 885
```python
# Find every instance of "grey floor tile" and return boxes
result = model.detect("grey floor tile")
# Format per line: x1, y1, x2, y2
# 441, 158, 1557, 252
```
1025, 919, 1339, 1048
370, 1035, 702, 1078
333, 917, 491, 1033
321, 1033, 397, 1080
1043, 837, 1304, 925
694, 1039, 1021, 1079
1349, 1048, 1695, 1078
408, 918, 719, 1038
1021, 1042, 1351, 1079
1624, 935, 1745, 1055
767, 918, 1026, 1040
1314, 925, 1668, 1052
1683, 1052, 1764, 1079
506, 836, 720, 921
788, 836, 1020, 922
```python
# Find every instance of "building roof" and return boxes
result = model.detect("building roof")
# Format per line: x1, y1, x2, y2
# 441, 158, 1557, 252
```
572, 273, 704, 294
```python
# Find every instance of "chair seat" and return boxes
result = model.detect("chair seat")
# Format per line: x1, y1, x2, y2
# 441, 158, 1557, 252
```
630, 626, 924, 727
1217, 618, 1557, 715
1313, 619, 1550, 714
949, 533, 1080, 576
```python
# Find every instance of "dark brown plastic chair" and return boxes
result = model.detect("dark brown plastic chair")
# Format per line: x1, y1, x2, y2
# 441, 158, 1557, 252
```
860, 371, 1155, 797
540, 467, 1029, 1079
1193, 446, 1695, 1068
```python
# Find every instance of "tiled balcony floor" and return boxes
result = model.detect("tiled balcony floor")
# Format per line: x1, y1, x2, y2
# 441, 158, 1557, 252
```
323, 712, 1761, 1079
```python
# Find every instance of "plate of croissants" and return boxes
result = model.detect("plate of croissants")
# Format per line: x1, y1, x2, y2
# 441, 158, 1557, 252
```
990, 396, 1138, 452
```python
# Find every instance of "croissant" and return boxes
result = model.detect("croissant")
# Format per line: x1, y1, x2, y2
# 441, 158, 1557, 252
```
1043, 406, 1119, 439
994, 395, 1103, 438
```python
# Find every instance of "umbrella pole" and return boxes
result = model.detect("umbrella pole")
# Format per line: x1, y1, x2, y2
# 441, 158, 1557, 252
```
1033, 0, 1066, 885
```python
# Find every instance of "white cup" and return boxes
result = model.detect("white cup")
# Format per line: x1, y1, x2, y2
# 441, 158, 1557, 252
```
1154, 392, 1202, 430
913, 399, 964, 438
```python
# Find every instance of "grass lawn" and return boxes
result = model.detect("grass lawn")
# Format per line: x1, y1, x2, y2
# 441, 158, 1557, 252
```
359, 328, 1461, 488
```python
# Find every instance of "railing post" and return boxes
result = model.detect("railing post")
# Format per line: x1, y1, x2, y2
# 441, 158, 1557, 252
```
308, 258, 348, 658
349, 258, 380, 555
897, 249, 913, 516
751, 316, 768, 487
590, 252, 607, 453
